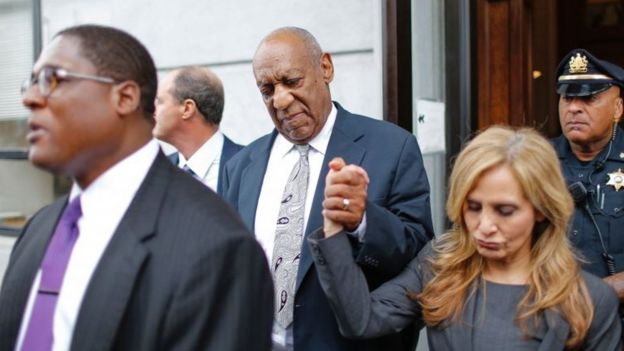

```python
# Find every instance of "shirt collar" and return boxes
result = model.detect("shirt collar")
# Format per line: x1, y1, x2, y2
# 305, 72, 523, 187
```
554, 126, 624, 162
273, 102, 337, 157
178, 130, 224, 177
607, 126, 624, 162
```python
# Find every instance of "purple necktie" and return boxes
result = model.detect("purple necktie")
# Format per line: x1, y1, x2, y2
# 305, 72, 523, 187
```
21, 196, 82, 351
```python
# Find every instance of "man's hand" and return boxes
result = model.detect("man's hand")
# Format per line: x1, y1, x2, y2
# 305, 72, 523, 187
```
322, 157, 369, 235
603, 271, 624, 301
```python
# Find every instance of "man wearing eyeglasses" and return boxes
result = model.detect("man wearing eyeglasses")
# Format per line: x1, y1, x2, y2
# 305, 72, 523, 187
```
153, 66, 242, 195
0, 24, 273, 351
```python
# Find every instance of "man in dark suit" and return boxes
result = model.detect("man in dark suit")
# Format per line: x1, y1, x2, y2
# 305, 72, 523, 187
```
153, 66, 242, 195
0, 24, 273, 351
223, 27, 434, 351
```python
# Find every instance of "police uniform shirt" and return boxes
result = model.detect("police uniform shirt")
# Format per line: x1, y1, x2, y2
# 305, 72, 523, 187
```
554, 128, 624, 277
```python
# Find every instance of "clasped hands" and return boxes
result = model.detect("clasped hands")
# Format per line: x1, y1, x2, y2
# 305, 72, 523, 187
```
322, 157, 369, 237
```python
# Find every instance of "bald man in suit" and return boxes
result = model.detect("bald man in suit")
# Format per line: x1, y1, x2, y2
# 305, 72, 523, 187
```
223, 27, 433, 351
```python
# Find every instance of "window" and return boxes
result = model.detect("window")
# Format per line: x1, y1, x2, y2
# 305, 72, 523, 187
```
0, 0, 34, 137
0, 0, 52, 236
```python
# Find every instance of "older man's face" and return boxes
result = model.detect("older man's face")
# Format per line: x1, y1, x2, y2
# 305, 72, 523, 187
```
253, 36, 333, 144
559, 86, 623, 149
21, 35, 121, 181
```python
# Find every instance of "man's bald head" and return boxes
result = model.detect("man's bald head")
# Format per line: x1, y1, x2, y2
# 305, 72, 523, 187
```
255, 27, 323, 66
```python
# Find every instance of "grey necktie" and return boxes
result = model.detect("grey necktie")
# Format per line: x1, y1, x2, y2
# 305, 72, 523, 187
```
272, 144, 310, 328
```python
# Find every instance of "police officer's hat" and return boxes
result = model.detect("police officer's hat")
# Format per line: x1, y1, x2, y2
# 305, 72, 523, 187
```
556, 48, 624, 97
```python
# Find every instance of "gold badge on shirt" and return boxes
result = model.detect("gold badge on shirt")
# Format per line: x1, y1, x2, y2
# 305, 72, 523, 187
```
607, 169, 624, 191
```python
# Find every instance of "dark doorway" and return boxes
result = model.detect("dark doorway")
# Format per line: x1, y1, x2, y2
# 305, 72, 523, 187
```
558, 0, 624, 66
475, 0, 624, 137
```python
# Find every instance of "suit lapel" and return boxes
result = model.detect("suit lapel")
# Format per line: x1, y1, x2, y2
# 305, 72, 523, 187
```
69, 152, 171, 351
217, 136, 239, 196
238, 133, 276, 232
296, 107, 366, 293
0, 197, 67, 350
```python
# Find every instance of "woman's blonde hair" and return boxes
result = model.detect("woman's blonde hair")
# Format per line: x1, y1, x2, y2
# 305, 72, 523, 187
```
417, 126, 593, 348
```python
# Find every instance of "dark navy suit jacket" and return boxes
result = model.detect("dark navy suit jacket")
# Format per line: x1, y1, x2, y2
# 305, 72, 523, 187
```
0, 152, 273, 350
223, 103, 434, 351
168, 134, 242, 195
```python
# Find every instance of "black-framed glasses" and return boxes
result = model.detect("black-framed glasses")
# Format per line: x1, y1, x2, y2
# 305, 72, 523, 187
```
21, 66, 118, 98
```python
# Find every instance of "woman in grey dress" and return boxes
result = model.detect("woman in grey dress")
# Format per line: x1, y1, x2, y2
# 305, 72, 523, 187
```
309, 126, 621, 350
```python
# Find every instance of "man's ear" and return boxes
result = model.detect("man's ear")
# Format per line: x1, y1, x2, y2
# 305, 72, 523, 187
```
615, 95, 623, 123
181, 99, 196, 120
320, 52, 334, 84
112, 81, 141, 116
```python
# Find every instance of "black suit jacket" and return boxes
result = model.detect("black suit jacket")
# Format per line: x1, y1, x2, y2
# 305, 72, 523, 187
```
223, 103, 434, 351
0, 151, 273, 351
168, 134, 243, 195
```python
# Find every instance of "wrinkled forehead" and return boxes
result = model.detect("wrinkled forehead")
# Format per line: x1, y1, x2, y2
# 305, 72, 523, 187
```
255, 47, 317, 85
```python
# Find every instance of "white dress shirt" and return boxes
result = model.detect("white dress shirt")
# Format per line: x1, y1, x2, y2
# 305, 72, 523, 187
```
254, 105, 337, 349
177, 130, 224, 191
255, 106, 337, 263
15, 139, 160, 351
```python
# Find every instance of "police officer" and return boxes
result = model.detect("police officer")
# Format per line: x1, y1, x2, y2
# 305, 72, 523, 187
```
553, 48, 624, 300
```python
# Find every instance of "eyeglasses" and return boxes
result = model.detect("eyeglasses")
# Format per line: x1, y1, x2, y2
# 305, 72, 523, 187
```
21, 66, 118, 98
